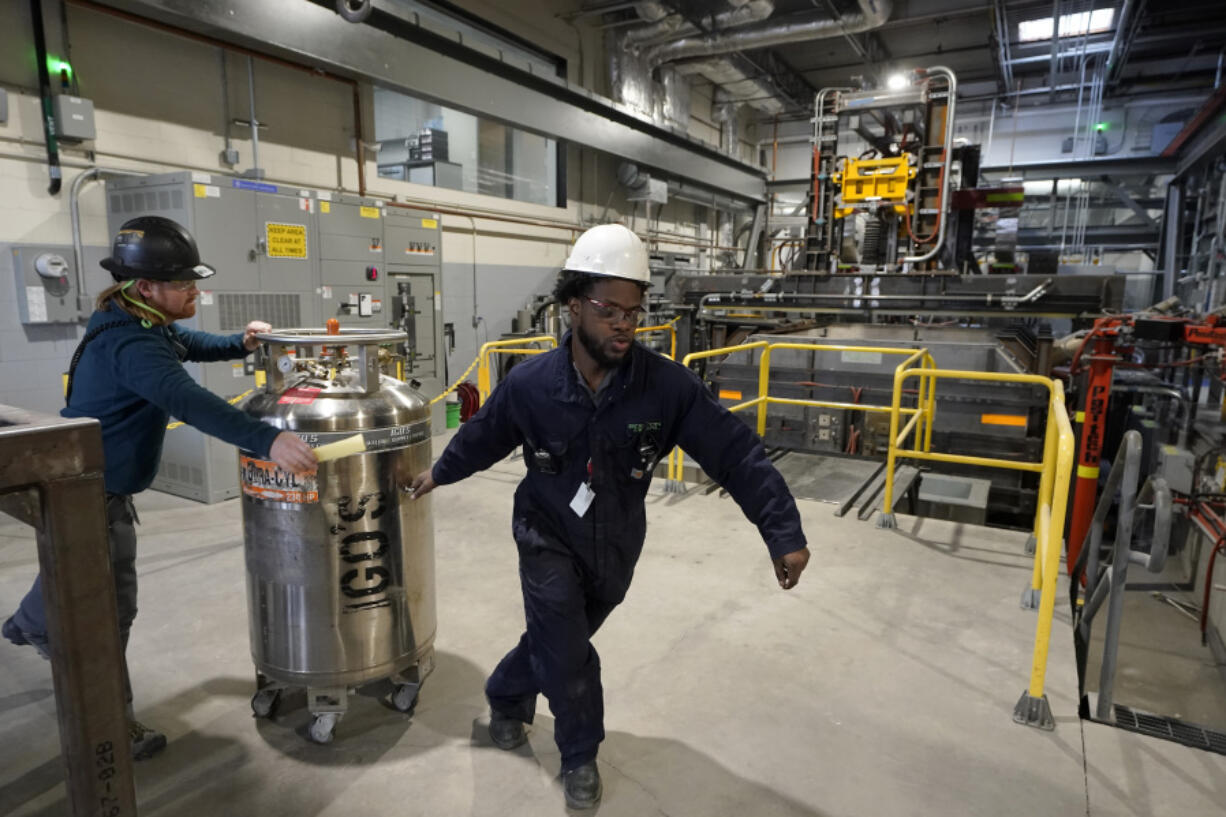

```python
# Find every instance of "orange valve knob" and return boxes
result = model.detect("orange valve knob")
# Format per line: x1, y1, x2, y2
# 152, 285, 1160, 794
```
326, 319, 340, 336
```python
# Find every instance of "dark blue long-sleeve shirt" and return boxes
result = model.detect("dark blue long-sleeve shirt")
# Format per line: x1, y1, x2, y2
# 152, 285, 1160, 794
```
432, 332, 807, 600
61, 304, 281, 494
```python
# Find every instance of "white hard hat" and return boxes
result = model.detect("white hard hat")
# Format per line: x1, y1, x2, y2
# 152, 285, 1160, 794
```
562, 224, 650, 284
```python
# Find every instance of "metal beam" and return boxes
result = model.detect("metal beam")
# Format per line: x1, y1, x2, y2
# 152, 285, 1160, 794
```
974, 224, 1161, 249
1100, 175, 1158, 228
1172, 86, 1226, 179
89, 0, 767, 201
980, 157, 1176, 180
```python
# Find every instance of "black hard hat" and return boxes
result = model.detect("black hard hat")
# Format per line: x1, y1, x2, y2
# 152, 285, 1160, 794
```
100, 216, 216, 282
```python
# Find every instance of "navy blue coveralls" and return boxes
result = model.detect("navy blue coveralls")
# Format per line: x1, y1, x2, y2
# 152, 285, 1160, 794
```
431, 331, 807, 771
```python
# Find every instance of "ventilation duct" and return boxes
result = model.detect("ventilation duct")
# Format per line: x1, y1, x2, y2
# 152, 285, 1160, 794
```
626, 0, 775, 49
645, 0, 892, 66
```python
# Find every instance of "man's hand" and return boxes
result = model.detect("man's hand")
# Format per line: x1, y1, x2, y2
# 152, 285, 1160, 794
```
406, 469, 436, 500
773, 547, 810, 590
270, 431, 317, 475
243, 320, 272, 352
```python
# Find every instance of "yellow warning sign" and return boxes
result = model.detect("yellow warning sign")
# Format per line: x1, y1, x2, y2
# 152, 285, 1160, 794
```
266, 222, 307, 259
320, 201, 331, 214
421, 218, 438, 229
193, 183, 207, 198
360, 206, 381, 219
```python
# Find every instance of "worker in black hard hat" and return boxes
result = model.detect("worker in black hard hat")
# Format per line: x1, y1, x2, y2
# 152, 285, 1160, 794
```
2, 215, 317, 760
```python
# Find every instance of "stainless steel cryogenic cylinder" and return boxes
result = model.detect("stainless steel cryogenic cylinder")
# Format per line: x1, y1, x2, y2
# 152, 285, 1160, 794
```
237, 328, 436, 693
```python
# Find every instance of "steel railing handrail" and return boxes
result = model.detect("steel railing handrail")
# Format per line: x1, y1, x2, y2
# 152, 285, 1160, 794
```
1014, 379, 1074, 730
476, 335, 557, 401
1067, 429, 1172, 721
635, 323, 678, 360
665, 341, 933, 490
881, 363, 1076, 729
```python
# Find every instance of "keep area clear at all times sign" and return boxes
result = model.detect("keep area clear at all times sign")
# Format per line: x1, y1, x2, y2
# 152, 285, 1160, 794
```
266, 222, 308, 258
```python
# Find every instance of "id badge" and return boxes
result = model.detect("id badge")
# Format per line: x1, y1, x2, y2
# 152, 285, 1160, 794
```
570, 481, 595, 517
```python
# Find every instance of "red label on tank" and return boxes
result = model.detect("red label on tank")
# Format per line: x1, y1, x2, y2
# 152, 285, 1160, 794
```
278, 386, 321, 405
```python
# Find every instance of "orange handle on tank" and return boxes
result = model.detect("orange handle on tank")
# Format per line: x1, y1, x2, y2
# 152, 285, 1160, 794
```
325, 319, 340, 336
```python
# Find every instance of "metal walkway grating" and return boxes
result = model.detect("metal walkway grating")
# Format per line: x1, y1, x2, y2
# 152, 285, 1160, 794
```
1112, 704, 1226, 756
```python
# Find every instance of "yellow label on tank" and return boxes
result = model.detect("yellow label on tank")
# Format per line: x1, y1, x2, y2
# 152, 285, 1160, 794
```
360, 206, 381, 219
319, 201, 331, 214
193, 183, 207, 198
421, 218, 438, 229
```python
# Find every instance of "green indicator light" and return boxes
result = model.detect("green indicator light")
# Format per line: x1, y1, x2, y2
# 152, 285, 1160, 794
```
1094, 122, 1108, 131
47, 57, 73, 79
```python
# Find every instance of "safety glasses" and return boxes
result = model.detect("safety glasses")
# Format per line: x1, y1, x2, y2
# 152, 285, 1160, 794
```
584, 296, 645, 325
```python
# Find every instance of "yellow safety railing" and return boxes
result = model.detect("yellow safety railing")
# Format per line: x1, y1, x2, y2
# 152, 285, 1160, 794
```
880, 364, 1074, 726
634, 322, 678, 360
1020, 379, 1074, 726
476, 335, 557, 402
665, 341, 935, 488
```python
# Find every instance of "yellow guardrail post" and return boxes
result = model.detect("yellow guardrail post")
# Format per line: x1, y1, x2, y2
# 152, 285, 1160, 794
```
757, 345, 772, 436
634, 324, 678, 360
476, 335, 557, 402
879, 364, 905, 530
923, 353, 937, 453
1024, 395, 1060, 608
1014, 379, 1074, 731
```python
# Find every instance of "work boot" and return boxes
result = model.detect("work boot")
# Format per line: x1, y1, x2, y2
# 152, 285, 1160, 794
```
2, 616, 50, 660
562, 761, 602, 809
488, 711, 527, 750
129, 719, 167, 760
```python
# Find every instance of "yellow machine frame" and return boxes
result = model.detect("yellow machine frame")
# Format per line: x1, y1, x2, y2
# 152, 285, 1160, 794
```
832, 155, 917, 219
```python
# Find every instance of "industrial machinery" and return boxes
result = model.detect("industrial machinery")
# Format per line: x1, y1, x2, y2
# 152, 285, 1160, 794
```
103, 171, 445, 503
805, 66, 959, 273
238, 327, 435, 744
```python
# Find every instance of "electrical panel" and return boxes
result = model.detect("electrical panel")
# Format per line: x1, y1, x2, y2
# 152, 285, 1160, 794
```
12, 245, 77, 324
103, 172, 444, 503
53, 95, 95, 142
810, 410, 847, 452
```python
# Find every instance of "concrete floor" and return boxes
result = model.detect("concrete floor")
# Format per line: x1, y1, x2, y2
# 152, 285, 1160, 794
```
2, 445, 1226, 816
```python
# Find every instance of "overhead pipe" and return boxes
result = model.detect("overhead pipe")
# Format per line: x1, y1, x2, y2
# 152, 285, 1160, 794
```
644, 0, 890, 66
1103, 0, 1136, 84
904, 66, 957, 265
70, 166, 145, 317
627, 0, 775, 49
29, 0, 62, 195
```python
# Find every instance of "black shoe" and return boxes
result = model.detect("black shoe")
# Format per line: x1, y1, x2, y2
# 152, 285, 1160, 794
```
2, 617, 50, 660
129, 719, 167, 760
488, 711, 527, 750
562, 761, 602, 809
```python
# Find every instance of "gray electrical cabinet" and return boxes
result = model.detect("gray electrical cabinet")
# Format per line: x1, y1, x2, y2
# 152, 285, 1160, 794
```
103, 171, 443, 503
12, 245, 78, 324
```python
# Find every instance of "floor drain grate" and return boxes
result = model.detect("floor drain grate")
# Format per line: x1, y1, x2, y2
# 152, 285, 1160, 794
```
1111, 705, 1226, 755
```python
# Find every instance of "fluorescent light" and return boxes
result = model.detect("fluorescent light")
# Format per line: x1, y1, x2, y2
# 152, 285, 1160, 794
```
886, 73, 908, 90
1018, 8, 1114, 43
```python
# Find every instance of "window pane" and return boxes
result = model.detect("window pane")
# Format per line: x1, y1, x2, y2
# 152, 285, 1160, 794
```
374, 87, 558, 207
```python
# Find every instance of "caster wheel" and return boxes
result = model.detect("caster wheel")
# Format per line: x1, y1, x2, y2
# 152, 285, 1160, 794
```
251, 688, 281, 719
392, 683, 419, 714
309, 712, 339, 744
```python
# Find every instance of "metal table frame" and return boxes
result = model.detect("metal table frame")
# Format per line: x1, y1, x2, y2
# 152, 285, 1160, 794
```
0, 404, 135, 816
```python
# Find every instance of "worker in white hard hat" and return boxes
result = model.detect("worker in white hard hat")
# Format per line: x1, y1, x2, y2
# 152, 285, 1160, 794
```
408, 223, 809, 809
